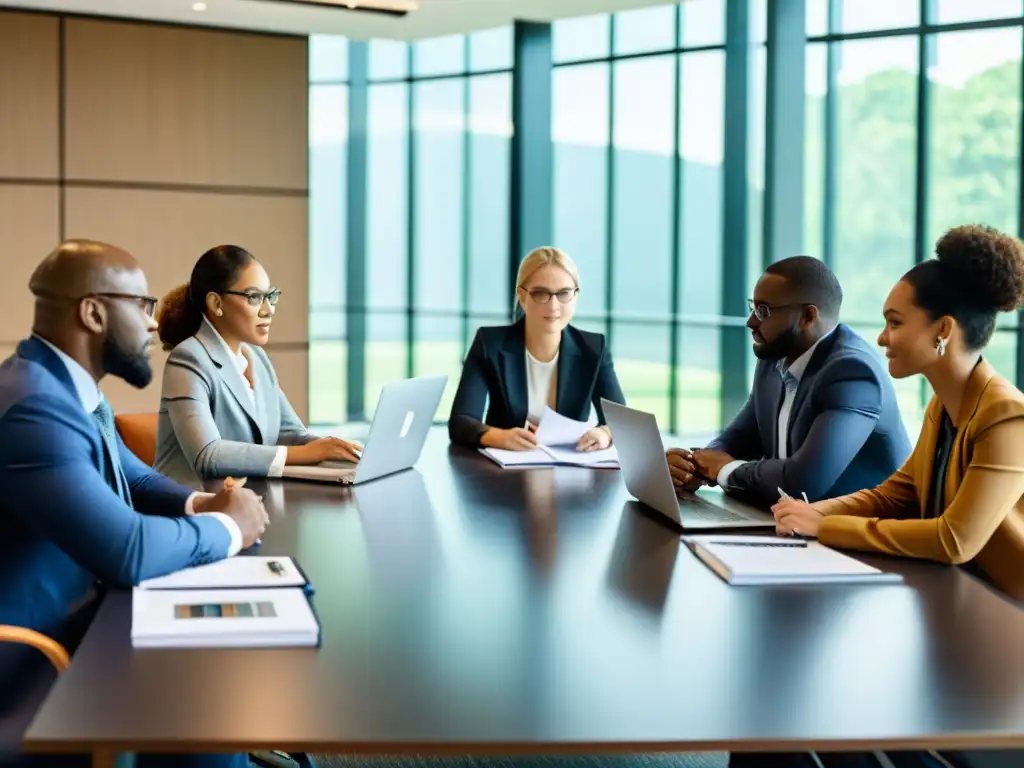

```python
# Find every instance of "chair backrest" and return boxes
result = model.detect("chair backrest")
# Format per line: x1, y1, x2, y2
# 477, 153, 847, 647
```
0, 627, 68, 760
114, 413, 159, 466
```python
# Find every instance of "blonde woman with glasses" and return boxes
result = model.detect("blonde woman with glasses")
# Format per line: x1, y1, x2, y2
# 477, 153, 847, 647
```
449, 246, 626, 451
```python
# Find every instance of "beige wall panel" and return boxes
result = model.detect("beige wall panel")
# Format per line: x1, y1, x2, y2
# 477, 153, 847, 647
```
265, 349, 309, 424
65, 187, 308, 348
0, 12, 59, 179
0, 185, 60, 340
65, 19, 307, 190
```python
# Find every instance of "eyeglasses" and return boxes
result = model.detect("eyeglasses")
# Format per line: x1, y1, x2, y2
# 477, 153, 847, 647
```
222, 288, 282, 307
747, 299, 810, 322
33, 290, 158, 317
521, 287, 578, 305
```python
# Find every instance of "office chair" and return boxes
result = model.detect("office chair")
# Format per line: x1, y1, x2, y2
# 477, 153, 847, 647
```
115, 413, 159, 466
0, 627, 70, 766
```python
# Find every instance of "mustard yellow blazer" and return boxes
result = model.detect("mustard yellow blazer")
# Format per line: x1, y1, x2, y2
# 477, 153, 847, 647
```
817, 359, 1024, 601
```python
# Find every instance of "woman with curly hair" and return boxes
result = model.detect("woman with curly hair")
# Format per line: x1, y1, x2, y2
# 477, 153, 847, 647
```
753, 224, 1024, 768
153, 245, 361, 484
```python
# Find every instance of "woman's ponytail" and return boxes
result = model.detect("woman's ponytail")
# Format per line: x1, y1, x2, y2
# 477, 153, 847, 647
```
156, 282, 203, 351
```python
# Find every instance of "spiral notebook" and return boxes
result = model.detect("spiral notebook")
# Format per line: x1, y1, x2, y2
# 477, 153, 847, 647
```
683, 536, 903, 586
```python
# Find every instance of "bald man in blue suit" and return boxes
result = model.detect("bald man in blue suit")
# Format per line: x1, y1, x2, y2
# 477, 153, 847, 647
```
0, 240, 268, 768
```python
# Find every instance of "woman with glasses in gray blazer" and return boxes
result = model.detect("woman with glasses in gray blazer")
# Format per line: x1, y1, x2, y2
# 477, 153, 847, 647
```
154, 245, 361, 484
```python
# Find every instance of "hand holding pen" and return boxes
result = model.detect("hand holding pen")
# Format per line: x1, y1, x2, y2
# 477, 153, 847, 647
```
772, 486, 824, 539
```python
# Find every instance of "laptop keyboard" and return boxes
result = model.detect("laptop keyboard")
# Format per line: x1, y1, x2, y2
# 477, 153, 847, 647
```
678, 493, 757, 523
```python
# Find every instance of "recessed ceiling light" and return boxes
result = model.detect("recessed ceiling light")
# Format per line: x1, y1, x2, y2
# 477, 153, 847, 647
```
192, 1, 207, 10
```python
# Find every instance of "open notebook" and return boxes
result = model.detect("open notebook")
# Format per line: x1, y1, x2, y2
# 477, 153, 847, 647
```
132, 557, 320, 649
479, 407, 620, 469
683, 536, 903, 586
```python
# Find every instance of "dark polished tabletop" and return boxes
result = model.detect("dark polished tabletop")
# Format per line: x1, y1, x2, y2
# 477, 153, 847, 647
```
22, 431, 1024, 755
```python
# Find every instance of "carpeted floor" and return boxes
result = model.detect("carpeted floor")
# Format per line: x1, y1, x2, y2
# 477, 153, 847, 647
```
309, 754, 728, 768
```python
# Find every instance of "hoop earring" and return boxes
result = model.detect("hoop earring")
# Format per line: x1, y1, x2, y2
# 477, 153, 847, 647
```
935, 337, 948, 356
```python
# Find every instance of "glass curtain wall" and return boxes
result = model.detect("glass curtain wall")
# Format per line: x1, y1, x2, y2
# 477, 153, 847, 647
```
805, 0, 1024, 432
309, 0, 1024, 435
363, 31, 514, 420
309, 36, 350, 424
551, 0, 766, 435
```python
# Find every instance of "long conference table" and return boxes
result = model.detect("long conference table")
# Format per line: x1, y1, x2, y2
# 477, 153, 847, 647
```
20, 430, 1024, 767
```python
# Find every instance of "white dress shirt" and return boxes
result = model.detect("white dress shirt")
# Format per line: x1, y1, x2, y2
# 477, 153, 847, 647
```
34, 334, 243, 555
525, 349, 559, 425
717, 330, 833, 489
201, 317, 288, 476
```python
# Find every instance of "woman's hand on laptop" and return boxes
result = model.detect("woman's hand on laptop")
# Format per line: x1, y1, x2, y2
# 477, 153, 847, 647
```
287, 437, 363, 465
666, 448, 705, 492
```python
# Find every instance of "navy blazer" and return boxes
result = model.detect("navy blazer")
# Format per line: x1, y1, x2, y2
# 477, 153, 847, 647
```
448, 320, 626, 447
0, 338, 231, 678
708, 324, 912, 506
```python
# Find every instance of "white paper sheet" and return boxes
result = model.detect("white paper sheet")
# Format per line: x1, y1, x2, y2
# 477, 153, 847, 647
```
139, 557, 306, 590
533, 407, 597, 447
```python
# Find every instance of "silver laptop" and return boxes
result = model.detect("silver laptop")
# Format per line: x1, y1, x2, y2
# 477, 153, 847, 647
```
602, 399, 775, 530
283, 375, 447, 486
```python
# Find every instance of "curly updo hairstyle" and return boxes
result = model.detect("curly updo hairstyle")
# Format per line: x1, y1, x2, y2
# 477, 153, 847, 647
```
903, 225, 1024, 351
156, 245, 255, 351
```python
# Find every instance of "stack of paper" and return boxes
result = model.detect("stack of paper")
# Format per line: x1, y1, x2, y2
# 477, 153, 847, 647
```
480, 407, 620, 470
132, 557, 320, 649
683, 536, 903, 586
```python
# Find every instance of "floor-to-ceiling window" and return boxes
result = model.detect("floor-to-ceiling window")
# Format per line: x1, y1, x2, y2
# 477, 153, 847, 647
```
309, 0, 1023, 435
805, 0, 1024, 432
551, 0, 765, 436
362, 31, 513, 422
308, 35, 349, 424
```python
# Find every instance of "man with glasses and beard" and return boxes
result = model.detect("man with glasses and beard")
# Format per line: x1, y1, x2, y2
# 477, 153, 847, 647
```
667, 256, 911, 512
0, 239, 266, 768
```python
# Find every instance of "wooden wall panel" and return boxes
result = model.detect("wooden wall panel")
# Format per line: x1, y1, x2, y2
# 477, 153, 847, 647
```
64, 188, 308, 343
0, 13, 309, 421
0, 185, 60, 340
65, 187, 309, 419
0, 12, 59, 179
65, 18, 307, 190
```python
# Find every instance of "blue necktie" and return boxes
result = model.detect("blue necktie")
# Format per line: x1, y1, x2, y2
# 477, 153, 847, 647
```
92, 399, 133, 508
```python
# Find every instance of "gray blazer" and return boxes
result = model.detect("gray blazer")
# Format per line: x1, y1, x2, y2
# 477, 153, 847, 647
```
154, 320, 316, 484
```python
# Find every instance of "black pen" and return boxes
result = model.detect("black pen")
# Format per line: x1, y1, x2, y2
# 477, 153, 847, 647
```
707, 539, 808, 548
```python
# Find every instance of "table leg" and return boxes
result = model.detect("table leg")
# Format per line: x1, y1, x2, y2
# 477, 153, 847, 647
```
91, 749, 135, 768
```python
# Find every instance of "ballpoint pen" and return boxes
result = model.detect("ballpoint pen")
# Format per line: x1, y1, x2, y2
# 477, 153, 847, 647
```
710, 539, 808, 548
776, 487, 811, 537
777, 487, 810, 503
